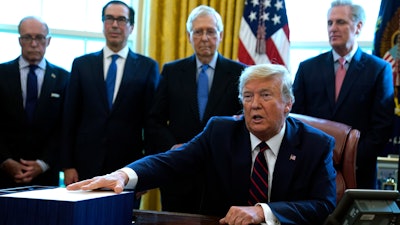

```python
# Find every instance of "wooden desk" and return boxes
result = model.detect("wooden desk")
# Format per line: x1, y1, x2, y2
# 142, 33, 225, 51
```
132, 209, 221, 225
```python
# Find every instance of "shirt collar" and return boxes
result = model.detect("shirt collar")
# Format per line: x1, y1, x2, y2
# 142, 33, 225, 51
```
103, 45, 129, 59
196, 51, 218, 70
19, 56, 46, 70
332, 42, 358, 63
249, 121, 286, 157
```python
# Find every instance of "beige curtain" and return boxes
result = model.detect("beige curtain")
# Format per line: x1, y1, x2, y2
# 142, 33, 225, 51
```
139, 0, 244, 211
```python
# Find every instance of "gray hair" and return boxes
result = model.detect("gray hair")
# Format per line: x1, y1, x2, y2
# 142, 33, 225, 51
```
238, 64, 295, 104
186, 5, 224, 32
329, 0, 365, 24
18, 16, 50, 35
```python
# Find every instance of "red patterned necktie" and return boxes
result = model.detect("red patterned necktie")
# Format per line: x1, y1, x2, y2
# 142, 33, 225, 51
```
248, 141, 269, 205
335, 57, 346, 101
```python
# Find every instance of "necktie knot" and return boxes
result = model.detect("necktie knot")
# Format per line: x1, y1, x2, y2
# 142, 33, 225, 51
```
338, 57, 346, 67
111, 54, 119, 62
258, 142, 269, 153
29, 64, 38, 72
201, 64, 209, 72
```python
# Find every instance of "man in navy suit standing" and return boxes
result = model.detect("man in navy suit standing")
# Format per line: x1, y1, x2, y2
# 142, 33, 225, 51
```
292, 0, 394, 189
68, 64, 336, 225
0, 16, 69, 188
146, 5, 246, 213
61, 0, 159, 207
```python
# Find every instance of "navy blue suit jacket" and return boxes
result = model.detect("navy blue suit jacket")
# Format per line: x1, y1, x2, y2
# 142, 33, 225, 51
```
146, 54, 246, 152
0, 57, 69, 188
129, 116, 336, 224
292, 48, 394, 188
61, 49, 159, 180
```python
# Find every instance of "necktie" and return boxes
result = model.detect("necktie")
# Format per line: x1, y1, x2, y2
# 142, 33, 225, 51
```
248, 142, 269, 205
26, 64, 38, 123
335, 57, 346, 101
106, 54, 119, 109
197, 64, 209, 121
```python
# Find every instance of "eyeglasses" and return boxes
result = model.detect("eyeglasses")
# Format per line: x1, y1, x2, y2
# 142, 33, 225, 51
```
19, 35, 48, 44
191, 29, 219, 38
103, 15, 130, 26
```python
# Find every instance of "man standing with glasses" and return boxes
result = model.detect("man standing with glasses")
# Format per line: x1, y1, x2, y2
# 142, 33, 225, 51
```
0, 16, 69, 188
61, 0, 159, 208
146, 5, 246, 213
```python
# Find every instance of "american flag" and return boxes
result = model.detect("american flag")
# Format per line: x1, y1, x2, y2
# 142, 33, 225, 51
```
238, 0, 290, 67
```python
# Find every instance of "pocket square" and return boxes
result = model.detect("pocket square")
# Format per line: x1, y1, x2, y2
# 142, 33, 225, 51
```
51, 73, 56, 79
289, 154, 296, 161
51, 93, 60, 98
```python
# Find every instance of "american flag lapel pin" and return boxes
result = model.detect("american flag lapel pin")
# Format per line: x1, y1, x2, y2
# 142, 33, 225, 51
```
289, 154, 296, 161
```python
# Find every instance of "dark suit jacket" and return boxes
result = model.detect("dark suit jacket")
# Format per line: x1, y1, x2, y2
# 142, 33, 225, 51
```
292, 48, 394, 188
0, 57, 69, 188
61, 49, 159, 180
131, 116, 336, 224
145, 54, 246, 213
146, 54, 246, 152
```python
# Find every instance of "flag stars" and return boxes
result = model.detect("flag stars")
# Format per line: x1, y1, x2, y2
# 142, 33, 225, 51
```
261, 12, 270, 21
263, 0, 272, 8
275, 0, 284, 11
251, 0, 259, 7
272, 14, 281, 25
249, 11, 257, 22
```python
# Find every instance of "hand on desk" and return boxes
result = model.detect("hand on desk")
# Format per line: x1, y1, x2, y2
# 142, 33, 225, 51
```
219, 205, 265, 225
66, 170, 128, 194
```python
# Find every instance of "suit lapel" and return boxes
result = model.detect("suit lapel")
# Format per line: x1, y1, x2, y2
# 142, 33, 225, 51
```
7, 59, 26, 118
323, 52, 336, 111
112, 50, 138, 110
227, 119, 253, 204
334, 48, 363, 110
270, 119, 302, 201
205, 54, 233, 119
180, 55, 200, 121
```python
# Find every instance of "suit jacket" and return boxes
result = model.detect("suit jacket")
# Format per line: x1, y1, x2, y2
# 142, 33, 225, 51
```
146, 54, 246, 152
61, 49, 159, 180
0, 57, 69, 188
131, 116, 336, 224
292, 48, 394, 188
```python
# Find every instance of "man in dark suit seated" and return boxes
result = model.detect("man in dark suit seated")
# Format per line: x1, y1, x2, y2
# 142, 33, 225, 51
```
67, 64, 336, 224
145, 5, 246, 214
0, 16, 69, 188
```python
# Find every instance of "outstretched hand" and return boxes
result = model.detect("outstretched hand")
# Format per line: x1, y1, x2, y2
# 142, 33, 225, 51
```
66, 170, 128, 194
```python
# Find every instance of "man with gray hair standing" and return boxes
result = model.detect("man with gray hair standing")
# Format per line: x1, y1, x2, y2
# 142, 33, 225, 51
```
292, 0, 394, 189
146, 5, 246, 213
0, 16, 69, 188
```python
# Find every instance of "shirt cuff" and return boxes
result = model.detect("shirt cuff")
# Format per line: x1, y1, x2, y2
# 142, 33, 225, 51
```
118, 167, 138, 189
257, 203, 281, 225
36, 159, 49, 172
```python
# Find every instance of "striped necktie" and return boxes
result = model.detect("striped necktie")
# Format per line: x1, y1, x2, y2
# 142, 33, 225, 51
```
248, 141, 269, 205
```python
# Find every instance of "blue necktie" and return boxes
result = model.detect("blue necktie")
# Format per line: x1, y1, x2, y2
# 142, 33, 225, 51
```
106, 54, 119, 109
248, 142, 269, 205
197, 64, 209, 121
26, 64, 38, 123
